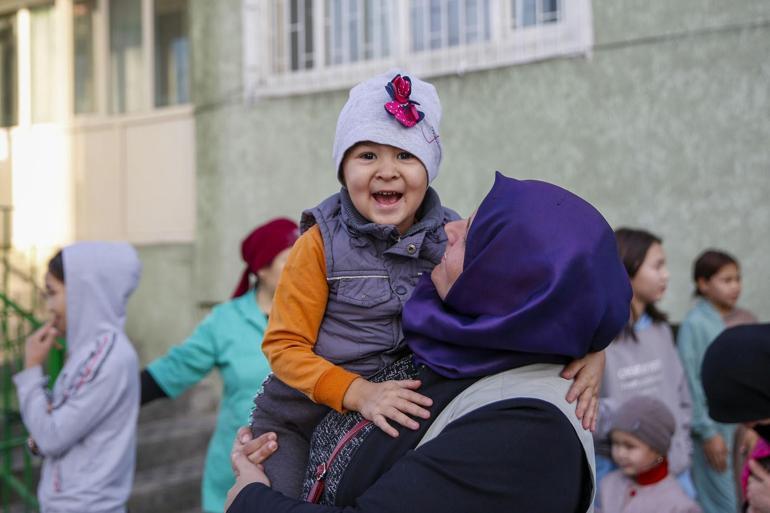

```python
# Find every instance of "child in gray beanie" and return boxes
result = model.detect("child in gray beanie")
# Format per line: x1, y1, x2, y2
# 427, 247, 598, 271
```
246, 70, 605, 500
599, 395, 702, 513
248, 70, 458, 498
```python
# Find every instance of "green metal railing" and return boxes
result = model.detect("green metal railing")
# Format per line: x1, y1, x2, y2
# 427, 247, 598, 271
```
0, 206, 64, 512
1, 293, 40, 513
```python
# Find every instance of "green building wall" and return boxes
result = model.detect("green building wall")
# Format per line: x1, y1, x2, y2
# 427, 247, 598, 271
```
153, 0, 769, 363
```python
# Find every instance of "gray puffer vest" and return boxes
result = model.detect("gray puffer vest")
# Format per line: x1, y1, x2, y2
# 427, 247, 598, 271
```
300, 187, 458, 377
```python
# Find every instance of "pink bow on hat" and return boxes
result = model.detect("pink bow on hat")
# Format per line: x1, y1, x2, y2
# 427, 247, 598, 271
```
384, 74, 425, 128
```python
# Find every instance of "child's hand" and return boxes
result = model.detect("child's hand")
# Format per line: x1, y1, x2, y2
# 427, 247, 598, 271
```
561, 350, 605, 431
703, 434, 728, 472
741, 426, 760, 457
24, 321, 59, 369
343, 378, 433, 438
234, 427, 278, 466
226, 445, 271, 511
747, 459, 770, 513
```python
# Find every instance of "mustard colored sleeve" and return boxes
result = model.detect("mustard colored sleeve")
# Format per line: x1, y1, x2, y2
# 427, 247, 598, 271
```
262, 225, 360, 412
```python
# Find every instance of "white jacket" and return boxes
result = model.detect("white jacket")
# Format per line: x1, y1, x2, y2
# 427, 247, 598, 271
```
14, 242, 141, 513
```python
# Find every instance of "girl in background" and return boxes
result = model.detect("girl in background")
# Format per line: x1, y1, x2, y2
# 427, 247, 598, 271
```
596, 228, 695, 503
14, 243, 142, 513
678, 249, 757, 513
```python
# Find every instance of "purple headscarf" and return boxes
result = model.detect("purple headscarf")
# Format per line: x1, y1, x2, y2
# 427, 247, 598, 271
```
405, 172, 632, 378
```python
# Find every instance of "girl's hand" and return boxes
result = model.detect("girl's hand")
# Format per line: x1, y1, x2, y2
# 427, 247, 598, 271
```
703, 434, 728, 472
225, 447, 271, 511
24, 321, 59, 369
561, 350, 605, 431
747, 459, 770, 513
741, 427, 760, 457
342, 378, 433, 438
232, 427, 278, 467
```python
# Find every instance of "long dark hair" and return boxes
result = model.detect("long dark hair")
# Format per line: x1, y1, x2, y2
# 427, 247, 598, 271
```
693, 249, 738, 296
48, 250, 64, 283
614, 228, 669, 336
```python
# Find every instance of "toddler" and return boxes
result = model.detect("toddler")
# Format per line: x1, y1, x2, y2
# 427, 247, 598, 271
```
600, 395, 702, 513
250, 70, 603, 498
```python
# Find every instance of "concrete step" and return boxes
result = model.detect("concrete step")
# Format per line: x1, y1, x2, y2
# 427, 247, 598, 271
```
1, 386, 218, 512
129, 386, 219, 512
135, 412, 215, 472
176, 508, 203, 513
128, 453, 206, 513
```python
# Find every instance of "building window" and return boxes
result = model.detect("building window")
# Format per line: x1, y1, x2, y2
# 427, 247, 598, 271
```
411, 0, 490, 52
154, 0, 190, 107
74, 0, 98, 114
245, 0, 591, 97
109, 0, 145, 114
102, 0, 190, 114
325, 0, 392, 65
30, 6, 57, 123
0, 14, 17, 127
512, 0, 560, 28
271, 0, 313, 72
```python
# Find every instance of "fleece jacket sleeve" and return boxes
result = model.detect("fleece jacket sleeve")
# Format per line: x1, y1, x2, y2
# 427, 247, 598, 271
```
13, 341, 134, 458
262, 226, 360, 412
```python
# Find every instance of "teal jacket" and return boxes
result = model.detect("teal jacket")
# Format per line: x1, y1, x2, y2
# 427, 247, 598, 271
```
147, 291, 271, 513
676, 298, 727, 441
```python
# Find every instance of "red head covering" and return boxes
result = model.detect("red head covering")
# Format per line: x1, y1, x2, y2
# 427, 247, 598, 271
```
231, 218, 299, 298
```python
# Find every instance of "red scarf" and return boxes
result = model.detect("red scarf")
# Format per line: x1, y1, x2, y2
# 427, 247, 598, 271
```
635, 459, 668, 486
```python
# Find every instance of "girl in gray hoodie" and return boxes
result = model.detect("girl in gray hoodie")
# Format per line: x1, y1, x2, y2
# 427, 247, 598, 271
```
13, 242, 141, 513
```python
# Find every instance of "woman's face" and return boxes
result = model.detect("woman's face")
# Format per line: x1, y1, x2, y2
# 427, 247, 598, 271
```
45, 271, 67, 334
432, 214, 474, 300
257, 247, 293, 295
697, 263, 741, 311
630, 242, 669, 305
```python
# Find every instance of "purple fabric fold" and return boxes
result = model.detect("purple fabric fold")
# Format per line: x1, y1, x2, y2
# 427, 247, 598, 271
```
405, 172, 632, 378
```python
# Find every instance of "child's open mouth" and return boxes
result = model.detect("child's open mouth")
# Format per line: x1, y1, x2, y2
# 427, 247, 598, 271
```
372, 191, 403, 206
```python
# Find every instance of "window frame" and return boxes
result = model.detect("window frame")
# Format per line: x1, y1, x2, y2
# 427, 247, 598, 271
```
242, 0, 592, 99
73, 0, 191, 121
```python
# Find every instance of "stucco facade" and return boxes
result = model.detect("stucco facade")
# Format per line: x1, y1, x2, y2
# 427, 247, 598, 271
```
184, 0, 769, 335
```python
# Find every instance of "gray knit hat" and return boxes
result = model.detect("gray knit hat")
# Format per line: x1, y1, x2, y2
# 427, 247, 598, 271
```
333, 69, 442, 184
610, 396, 676, 457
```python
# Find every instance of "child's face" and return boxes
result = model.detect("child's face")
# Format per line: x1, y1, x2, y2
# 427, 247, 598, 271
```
611, 430, 662, 477
697, 263, 741, 312
44, 272, 67, 335
341, 142, 428, 235
631, 242, 669, 306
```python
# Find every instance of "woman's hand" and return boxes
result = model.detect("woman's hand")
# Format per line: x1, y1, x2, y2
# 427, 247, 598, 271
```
225, 446, 271, 511
224, 428, 278, 511
233, 427, 278, 467
741, 427, 760, 457
342, 378, 433, 438
703, 434, 728, 472
24, 321, 59, 369
561, 350, 605, 431
747, 459, 770, 512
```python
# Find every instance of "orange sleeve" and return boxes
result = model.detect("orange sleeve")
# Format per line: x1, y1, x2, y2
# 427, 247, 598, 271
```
262, 225, 360, 412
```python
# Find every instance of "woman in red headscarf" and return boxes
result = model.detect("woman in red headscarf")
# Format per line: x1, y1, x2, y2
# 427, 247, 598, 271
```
140, 218, 298, 513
